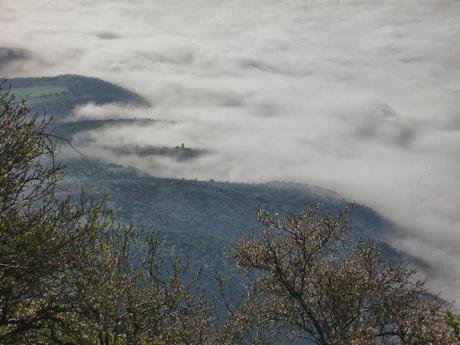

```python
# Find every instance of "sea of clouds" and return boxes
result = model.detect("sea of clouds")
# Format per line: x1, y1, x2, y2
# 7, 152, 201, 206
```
1, 0, 460, 301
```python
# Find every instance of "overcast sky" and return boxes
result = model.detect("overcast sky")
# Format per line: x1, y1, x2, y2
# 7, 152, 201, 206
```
1, 0, 460, 302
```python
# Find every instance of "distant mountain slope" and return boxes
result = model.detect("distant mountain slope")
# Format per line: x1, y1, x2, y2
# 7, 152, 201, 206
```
8, 74, 149, 118
5, 73, 409, 294
62, 157, 399, 270
8, 74, 402, 268
6, 75, 205, 163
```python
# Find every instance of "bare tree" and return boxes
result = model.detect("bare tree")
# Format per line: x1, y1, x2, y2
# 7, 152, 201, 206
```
233, 203, 458, 345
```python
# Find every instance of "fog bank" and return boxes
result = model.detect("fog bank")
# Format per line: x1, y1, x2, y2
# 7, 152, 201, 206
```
1, 0, 460, 301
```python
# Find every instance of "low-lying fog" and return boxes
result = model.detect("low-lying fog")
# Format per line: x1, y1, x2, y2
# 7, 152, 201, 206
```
2, 0, 460, 302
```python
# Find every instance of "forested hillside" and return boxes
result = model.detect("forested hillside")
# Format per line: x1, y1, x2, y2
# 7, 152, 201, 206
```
2, 75, 459, 344
8, 75, 401, 270
61, 157, 400, 282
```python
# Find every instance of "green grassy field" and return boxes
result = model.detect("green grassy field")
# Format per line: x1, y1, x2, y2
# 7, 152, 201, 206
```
9, 75, 149, 118
13, 85, 69, 98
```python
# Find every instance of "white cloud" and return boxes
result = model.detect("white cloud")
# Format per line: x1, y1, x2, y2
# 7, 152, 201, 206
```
2, 0, 460, 302
73, 102, 155, 120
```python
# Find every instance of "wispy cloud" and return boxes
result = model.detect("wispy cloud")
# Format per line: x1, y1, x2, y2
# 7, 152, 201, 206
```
73, 102, 157, 120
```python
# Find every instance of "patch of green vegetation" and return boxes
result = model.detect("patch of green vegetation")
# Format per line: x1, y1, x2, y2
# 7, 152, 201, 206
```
9, 75, 149, 119
13, 85, 69, 98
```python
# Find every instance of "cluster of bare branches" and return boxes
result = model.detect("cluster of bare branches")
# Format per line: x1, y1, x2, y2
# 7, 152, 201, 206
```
230, 205, 458, 344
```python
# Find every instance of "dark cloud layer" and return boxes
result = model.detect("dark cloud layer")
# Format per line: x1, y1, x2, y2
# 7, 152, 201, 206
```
0, 47, 31, 73
90, 31, 121, 40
